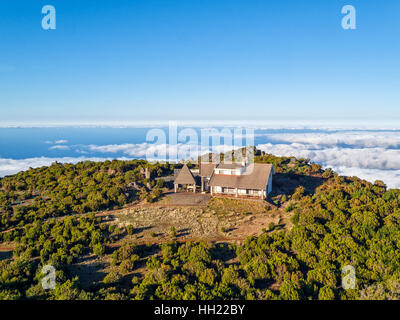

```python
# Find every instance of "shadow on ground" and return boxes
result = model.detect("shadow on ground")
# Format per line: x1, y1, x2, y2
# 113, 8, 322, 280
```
163, 192, 211, 205
67, 255, 108, 290
0, 250, 12, 261
272, 173, 327, 196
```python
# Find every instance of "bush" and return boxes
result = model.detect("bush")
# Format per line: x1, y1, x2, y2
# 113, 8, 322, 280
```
93, 243, 105, 256
170, 226, 176, 238
318, 286, 335, 300
285, 203, 295, 212
290, 212, 300, 225
131, 276, 140, 285
156, 179, 165, 188
126, 225, 134, 235
146, 256, 161, 270
119, 259, 134, 274
268, 222, 275, 231
292, 186, 305, 200
103, 271, 121, 284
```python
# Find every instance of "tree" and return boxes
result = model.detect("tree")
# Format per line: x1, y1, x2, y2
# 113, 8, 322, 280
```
318, 286, 335, 300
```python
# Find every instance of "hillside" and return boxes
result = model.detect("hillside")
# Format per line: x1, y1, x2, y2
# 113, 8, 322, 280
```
0, 151, 400, 300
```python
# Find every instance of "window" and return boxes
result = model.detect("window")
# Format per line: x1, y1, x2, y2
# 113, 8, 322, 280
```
223, 187, 235, 194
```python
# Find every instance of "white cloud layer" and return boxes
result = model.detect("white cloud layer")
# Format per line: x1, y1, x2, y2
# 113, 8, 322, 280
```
88, 143, 234, 160
257, 131, 400, 189
263, 132, 400, 149
0, 157, 126, 178
257, 144, 400, 171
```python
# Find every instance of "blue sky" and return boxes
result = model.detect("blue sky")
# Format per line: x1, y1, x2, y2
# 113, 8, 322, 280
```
0, 0, 399, 124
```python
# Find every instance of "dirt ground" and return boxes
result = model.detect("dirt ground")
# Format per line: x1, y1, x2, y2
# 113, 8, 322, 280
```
111, 196, 291, 245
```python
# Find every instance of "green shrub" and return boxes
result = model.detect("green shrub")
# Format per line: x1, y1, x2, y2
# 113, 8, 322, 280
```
103, 271, 121, 284
290, 212, 300, 225
170, 226, 176, 238
268, 222, 275, 231
93, 243, 105, 256
285, 203, 295, 212
126, 225, 134, 235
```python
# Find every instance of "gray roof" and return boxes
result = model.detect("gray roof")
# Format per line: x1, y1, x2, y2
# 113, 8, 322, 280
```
209, 163, 273, 190
174, 164, 196, 185
216, 163, 244, 170
200, 163, 216, 178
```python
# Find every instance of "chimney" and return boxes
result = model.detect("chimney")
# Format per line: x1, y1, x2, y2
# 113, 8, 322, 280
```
241, 156, 247, 167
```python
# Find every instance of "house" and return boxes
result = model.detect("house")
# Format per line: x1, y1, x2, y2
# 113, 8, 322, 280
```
208, 162, 274, 199
175, 161, 274, 200
173, 164, 197, 193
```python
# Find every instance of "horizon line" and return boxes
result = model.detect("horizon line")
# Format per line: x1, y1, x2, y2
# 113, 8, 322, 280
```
1, 120, 400, 130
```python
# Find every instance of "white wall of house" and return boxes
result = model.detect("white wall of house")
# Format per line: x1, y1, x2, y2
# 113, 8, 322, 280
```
211, 186, 269, 198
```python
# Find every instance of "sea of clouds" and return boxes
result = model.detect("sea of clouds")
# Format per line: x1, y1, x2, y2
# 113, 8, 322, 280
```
1, 130, 400, 189
0, 157, 121, 177
256, 132, 400, 189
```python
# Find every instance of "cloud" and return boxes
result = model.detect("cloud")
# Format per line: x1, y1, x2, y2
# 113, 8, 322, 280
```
257, 131, 400, 189
0, 157, 129, 178
55, 140, 68, 144
257, 143, 400, 171
49, 145, 70, 150
88, 143, 233, 160
258, 144, 400, 189
44, 139, 69, 145
331, 167, 400, 189
263, 131, 400, 149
